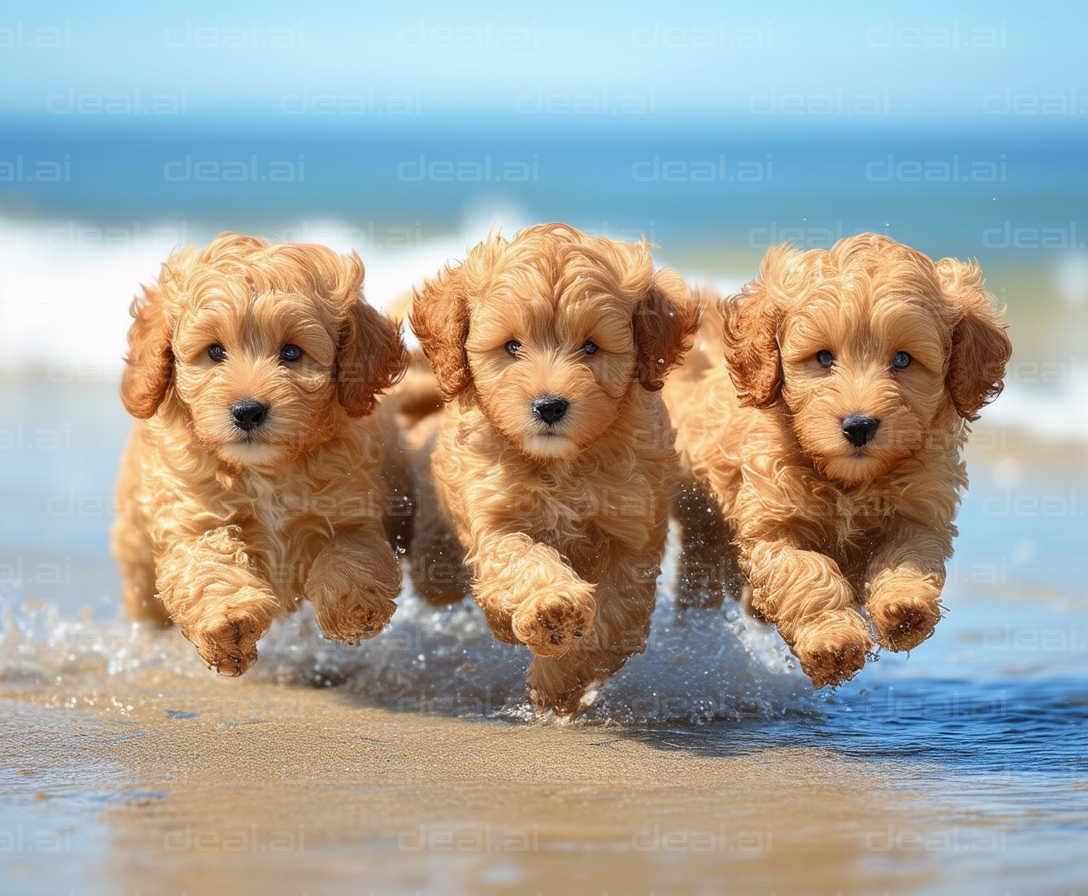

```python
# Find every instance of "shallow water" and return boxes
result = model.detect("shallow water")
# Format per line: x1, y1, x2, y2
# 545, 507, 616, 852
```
1, 372, 1086, 895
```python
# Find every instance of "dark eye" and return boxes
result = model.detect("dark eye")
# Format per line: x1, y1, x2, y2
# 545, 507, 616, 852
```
892, 351, 912, 370
207, 344, 226, 363
582, 340, 598, 355
505, 340, 522, 357
816, 350, 834, 368
280, 344, 302, 362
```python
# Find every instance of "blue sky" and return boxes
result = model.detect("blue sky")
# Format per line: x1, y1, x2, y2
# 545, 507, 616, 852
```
2, 0, 1086, 131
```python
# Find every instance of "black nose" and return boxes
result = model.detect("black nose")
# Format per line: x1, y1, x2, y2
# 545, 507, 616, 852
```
231, 399, 269, 432
532, 395, 570, 426
842, 414, 880, 448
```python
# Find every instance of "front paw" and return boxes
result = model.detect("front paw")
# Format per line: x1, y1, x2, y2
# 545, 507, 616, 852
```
309, 574, 398, 643
313, 591, 397, 643
512, 582, 596, 658
868, 579, 941, 652
182, 592, 273, 676
792, 611, 874, 688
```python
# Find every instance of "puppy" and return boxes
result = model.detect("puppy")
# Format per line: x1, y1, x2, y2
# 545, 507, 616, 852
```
408, 224, 700, 715
669, 233, 1011, 687
111, 233, 410, 675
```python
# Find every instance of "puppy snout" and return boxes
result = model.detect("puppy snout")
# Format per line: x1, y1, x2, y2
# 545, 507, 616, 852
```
231, 399, 270, 432
532, 395, 570, 426
841, 414, 880, 448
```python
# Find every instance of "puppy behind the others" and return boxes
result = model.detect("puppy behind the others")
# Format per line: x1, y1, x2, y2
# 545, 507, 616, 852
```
408, 223, 700, 716
112, 233, 410, 674
669, 233, 1011, 687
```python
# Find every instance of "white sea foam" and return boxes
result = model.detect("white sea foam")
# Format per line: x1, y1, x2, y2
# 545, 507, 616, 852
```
0, 213, 467, 368
0, 212, 741, 369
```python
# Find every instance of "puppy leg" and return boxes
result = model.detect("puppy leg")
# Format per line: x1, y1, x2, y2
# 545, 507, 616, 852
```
408, 467, 471, 606
674, 481, 738, 609
112, 500, 169, 627
156, 526, 281, 675
746, 540, 873, 688
112, 435, 170, 626
378, 402, 415, 556
115, 517, 168, 626
410, 519, 471, 606
471, 532, 595, 657
308, 524, 400, 643
528, 560, 656, 716
866, 523, 948, 652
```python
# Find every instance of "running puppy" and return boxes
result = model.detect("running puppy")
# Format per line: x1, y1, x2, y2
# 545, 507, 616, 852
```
409, 224, 700, 715
112, 233, 409, 674
670, 233, 1011, 687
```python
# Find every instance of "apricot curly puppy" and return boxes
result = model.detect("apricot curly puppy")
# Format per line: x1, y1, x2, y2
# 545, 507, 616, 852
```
111, 233, 409, 675
669, 233, 1011, 688
409, 224, 700, 715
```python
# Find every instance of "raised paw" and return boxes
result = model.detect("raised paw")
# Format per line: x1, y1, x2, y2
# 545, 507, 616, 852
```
792, 612, 874, 689
183, 604, 269, 676
313, 587, 398, 643
868, 592, 941, 652
308, 539, 401, 644
310, 580, 397, 644
512, 584, 596, 658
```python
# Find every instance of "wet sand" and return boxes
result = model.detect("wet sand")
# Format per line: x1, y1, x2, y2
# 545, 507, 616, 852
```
2, 669, 994, 896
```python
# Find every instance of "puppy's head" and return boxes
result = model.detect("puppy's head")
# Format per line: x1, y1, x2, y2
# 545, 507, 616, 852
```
411, 224, 698, 462
121, 233, 408, 468
722, 233, 1010, 485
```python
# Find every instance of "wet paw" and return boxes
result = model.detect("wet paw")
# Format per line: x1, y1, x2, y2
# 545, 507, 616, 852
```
869, 593, 940, 652
310, 581, 397, 643
185, 608, 266, 676
793, 614, 874, 688
512, 585, 595, 658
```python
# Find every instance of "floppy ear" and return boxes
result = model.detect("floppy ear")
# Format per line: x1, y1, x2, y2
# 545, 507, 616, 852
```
633, 266, 701, 391
337, 298, 410, 418
936, 258, 1012, 421
409, 265, 472, 399
120, 284, 173, 419
720, 283, 781, 408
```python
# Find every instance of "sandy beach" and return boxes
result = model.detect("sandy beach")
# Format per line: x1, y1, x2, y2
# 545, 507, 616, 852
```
1, 673, 988, 896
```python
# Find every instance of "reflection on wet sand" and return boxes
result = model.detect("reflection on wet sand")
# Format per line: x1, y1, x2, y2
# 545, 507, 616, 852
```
6, 672, 952, 896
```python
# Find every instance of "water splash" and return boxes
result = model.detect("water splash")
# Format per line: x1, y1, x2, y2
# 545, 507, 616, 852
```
0, 590, 815, 726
